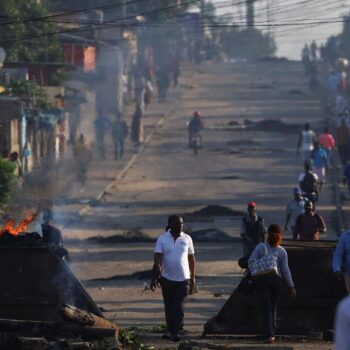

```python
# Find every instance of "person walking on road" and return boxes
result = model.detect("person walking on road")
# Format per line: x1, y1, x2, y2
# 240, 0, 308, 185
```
310, 141, 328, 192
112, 115, 128, 160
73, 133, 92, 186
131, 105, 144, 147
284, 188, 308, 235
150, 215, 196, 342
240, 202, 267, 256
337, 118, 350, 167
333, 229, 350, 294
188, 111, 204, 148
298, 161, 319, 204
293, 201, 326, 240
319, 128, 335, 167
297, 123, 316, 163
248, 224, 296, 344
94, 112, 110, 159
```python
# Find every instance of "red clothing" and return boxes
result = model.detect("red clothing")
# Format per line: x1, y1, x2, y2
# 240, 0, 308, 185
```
294, 213, 326, 240
319, 133, 335, 150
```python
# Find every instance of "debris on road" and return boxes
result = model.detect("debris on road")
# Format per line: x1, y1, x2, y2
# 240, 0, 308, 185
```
87, 230, 153, 243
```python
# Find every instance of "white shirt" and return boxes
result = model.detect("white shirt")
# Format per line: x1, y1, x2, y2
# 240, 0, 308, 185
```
154, 231, 195, 282
301, 130, 315, 151
335, 296, 350, 350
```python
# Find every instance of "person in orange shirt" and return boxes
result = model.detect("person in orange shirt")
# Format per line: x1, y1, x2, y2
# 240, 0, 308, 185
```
319, 127, 335, 168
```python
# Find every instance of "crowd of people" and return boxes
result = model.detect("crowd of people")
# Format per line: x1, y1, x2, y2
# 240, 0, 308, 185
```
147, 49, 350, 347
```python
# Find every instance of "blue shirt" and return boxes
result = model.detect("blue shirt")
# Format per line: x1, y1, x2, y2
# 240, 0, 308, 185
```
311, 148, 327, 168
333, 230, 350, 276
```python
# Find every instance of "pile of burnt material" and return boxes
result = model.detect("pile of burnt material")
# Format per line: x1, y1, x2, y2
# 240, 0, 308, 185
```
0, 230, 119, 349
204, 240, 346, 337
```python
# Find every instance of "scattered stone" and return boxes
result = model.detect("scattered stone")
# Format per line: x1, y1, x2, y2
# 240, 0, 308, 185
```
219, 176, 240, 180
242, 119, 302, 133
188, 229, 234, 242
88, 270, 153, 282
289, 89, 303, 95
227, 120, 241, 126
87, 230, 154, 243
186, 205, 245, 217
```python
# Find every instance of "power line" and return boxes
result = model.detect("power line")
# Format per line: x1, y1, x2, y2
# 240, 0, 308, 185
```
0, 0, 200, 45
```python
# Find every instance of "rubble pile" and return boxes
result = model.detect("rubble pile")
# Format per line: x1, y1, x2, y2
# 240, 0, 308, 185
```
0, 229, 120, 349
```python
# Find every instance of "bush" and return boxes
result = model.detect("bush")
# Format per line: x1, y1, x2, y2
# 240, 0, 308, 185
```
0, 159, 16, 208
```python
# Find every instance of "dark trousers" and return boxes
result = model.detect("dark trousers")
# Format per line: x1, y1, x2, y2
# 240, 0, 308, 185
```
255, 274, 282, 337
161, 277, 190, 336
338, 144, 349, 167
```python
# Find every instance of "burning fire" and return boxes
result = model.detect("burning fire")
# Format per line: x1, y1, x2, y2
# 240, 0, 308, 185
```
0, 211, 36, 236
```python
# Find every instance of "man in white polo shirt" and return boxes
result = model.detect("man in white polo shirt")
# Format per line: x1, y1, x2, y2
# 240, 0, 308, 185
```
150, 215, 196, 342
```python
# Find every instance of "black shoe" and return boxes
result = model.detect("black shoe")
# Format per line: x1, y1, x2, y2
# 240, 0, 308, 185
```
170, 335, 180, 342
162, 333, 171, 340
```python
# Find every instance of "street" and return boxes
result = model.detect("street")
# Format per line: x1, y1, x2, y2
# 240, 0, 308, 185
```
60, 60, 337, 347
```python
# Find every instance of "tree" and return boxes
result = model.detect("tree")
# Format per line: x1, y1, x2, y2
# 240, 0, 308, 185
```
0, 159, 16, 209
219, 26, 276, 60
0, 0, 63, 62
4, 80, 49, 108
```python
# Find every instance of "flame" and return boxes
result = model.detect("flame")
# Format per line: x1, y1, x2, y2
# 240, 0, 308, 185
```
0, 212, 36, 236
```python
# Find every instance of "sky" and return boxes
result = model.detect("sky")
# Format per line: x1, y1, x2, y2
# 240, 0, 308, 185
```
212, 0, 350, 59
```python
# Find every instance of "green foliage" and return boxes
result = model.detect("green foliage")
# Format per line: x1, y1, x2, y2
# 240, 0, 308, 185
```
119, 328, 149, 350
219, 27, 276, 60
0, 159, 16, 209
4, 80, 49, 108
0, 0, 63, 62
151, 323, 168, 333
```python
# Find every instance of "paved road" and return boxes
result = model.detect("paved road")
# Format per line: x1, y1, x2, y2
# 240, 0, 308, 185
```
65, 61, 337, 347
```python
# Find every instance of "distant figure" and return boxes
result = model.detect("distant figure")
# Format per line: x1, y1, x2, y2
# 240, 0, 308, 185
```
335, 296, 350, 349
298, 161, 319, 204
66, 89, 85, 145
319, 128, 335, 166
310, 141, 328, 192
131, 106, 144, 147
94, 112, 110, 159
337, 118, 350, 167
301, 44, 310, 74
112, 115, 128, 160
335, 95, 349, 117
240, 202, 267, 256
73, 133, 92, 185
297, 123, 316, 163
41, 209, 63, 247
9, 151, 22, 178
144, 80, 153, 109
310, 40, 318, 61
41, 209, 69, 261
157, 69, 170, 103
134, 74, 146, 110
326, 71, 341, 109
188, 111, 204, 148
333, 229, 350, 294
284, 188, 308, 235
294, 201, 326, 240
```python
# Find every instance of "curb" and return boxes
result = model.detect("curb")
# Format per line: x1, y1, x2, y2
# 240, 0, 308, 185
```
78, 105, 175, 216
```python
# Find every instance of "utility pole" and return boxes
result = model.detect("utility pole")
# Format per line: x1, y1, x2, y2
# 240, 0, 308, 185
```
246, 0, 256, 28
